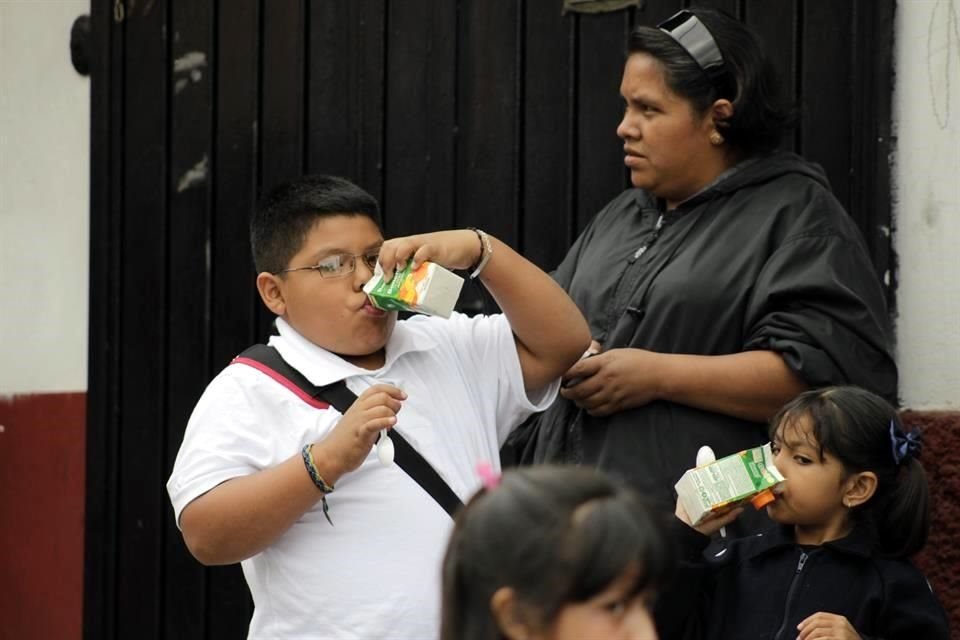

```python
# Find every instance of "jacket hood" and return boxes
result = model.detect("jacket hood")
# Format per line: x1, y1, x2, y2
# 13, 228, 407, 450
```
635, 150, 832, 211
711, 151, 830, 195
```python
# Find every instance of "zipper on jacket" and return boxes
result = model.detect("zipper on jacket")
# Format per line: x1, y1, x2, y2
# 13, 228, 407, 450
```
632, 214, 665, 260
773, 550, 815, 640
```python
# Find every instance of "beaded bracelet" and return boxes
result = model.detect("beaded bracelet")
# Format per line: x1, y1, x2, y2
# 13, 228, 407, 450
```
301, 443, 334, 526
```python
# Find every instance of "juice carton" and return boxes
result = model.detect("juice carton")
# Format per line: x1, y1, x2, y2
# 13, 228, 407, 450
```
363, 260, 464, 318
675, 442, 784, 526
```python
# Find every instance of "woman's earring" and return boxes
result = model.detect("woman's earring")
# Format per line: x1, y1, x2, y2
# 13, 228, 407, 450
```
709, 131, 724, 146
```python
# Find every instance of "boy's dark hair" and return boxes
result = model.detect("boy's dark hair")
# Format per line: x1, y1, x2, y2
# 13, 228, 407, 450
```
250, 174, 381, 274
440, 465, 673, 640
628, 7, 796, 155
770, 386, 930, 558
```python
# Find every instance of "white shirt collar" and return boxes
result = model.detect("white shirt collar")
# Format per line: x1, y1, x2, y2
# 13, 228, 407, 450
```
268, 316, 439, 387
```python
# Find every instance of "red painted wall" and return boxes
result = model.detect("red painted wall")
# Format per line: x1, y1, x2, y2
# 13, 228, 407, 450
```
906, 410, 960, 635
0, 393, 86, 640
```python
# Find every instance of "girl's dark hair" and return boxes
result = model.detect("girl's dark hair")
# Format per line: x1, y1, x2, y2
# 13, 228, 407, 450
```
441, 465, 673, 640
628, 7, 796, 154
250, 174, 381, 274
770, 386, 930, 557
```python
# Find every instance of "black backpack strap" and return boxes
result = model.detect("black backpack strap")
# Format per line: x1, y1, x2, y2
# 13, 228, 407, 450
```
233, 344, 463, 518
383, 432, 463, 518
235, 344, 332, 405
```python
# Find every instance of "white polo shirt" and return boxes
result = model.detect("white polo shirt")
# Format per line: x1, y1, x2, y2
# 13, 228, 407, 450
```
167, 312, 557, 640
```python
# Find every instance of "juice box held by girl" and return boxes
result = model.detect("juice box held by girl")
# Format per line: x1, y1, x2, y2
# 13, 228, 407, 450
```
675, 443, 784, 525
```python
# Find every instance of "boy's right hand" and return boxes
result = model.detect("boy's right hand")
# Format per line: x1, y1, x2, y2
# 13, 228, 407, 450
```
675, 498, 743, 537
313, 384, 406, 481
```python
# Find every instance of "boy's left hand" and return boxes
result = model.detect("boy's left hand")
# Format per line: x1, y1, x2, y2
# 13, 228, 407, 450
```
377, 230, 481, 282
796, 612, 861, 640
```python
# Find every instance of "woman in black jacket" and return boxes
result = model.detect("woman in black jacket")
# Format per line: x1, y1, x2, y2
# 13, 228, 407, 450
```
672, 387, 949, 640
519, 8, 897, 542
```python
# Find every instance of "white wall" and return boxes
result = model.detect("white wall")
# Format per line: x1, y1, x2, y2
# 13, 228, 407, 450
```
894, 0, 960, 410
0, 0, 90, 394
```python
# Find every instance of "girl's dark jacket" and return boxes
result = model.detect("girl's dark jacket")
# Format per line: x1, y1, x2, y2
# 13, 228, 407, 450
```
658, 521, 950, 640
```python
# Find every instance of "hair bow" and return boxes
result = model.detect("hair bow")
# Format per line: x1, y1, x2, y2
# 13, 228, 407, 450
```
889, 420, 922, 465
476, 461, 501, 490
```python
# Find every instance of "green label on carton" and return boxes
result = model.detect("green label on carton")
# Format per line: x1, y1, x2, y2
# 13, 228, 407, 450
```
366, 261, 420, 312
363, 259, 464, 318
367, 262, 414, 298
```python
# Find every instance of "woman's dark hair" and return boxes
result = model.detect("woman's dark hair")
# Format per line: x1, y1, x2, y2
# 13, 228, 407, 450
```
440, 465, 673, 640
770, 386, 930, 557
628, 7, 796, 154
250, 174, 381, 274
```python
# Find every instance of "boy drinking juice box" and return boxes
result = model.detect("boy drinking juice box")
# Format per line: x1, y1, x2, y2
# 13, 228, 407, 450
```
675, 443, 784, 526
363, 260, 464, 318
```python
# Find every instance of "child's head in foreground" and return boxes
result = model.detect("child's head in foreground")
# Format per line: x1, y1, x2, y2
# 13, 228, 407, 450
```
441, 465, 672, 640
767, 385, 928, 556
250, 174, 394, 368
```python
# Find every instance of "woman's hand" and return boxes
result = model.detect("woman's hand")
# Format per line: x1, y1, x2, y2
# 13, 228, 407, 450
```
376, 230, 481, 281
559, 347, 662, 416
796, 612, 861, 640
675, 499, 743, 537
561, 348, 807, 422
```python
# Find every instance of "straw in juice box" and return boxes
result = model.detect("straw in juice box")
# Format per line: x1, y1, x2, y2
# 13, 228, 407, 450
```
675, 442, 784, 526
363, 260, 464, 318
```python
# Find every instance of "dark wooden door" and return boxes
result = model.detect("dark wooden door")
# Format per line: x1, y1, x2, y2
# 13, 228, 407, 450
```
85, 1, 895, 637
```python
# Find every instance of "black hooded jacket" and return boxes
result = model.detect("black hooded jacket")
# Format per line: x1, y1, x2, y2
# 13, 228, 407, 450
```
528, 151, 897, 519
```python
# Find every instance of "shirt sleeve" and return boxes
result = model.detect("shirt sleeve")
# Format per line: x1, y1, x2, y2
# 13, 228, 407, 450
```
165, 367, 339, 527
438, 312, 560, 445
742, 226, 897, 402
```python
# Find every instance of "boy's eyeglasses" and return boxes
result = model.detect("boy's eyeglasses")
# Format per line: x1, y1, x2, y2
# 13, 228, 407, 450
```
274, 251, 380, 279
